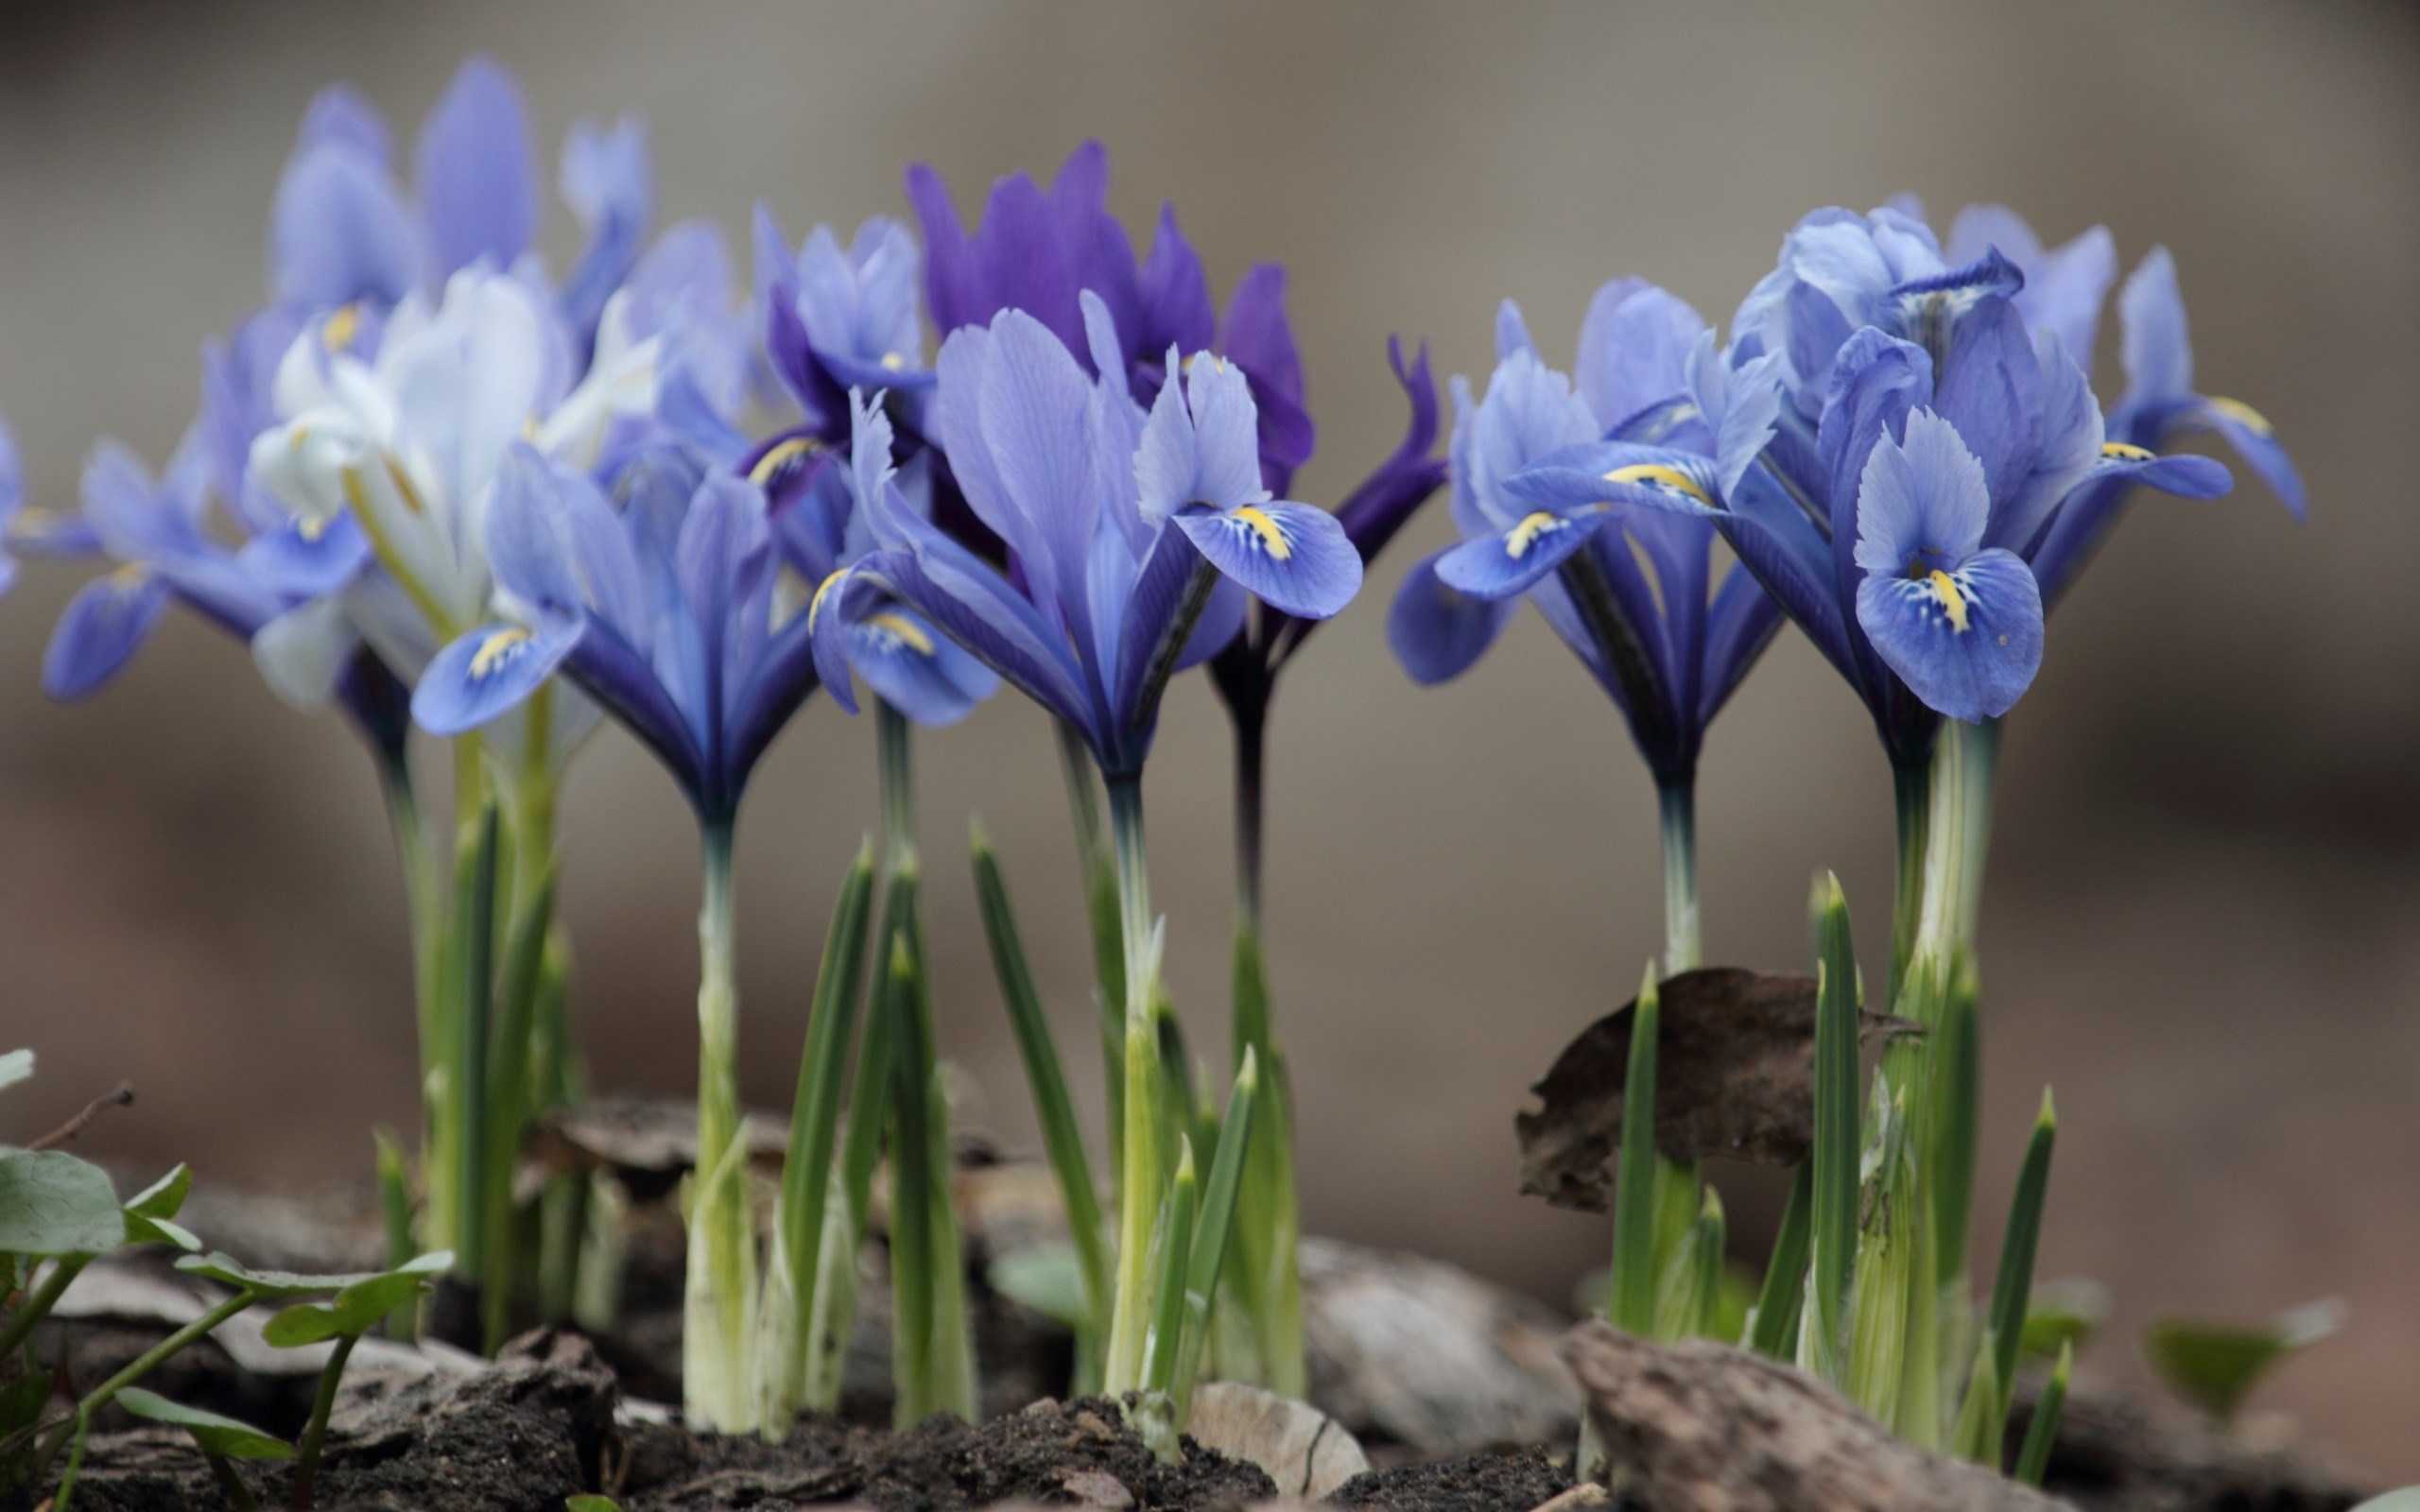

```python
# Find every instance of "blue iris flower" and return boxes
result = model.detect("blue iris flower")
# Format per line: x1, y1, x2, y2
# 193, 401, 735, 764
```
2030, 244, 2306, 607
412, 446, 826, 824
811, 299, 1361, 782
755, 209, 933, 438
1507, 204, 2236, 758
1389, 285, 1783, 791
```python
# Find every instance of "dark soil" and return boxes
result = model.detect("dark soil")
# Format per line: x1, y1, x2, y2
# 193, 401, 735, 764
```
616, 1397, 1276, 1512
1327, 1449, 1576, 1512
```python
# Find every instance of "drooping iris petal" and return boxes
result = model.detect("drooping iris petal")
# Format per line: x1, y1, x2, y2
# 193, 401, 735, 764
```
2193, 398, 2305, 521
1388, 550, 1515, 684
414, 56, 539, 279
841, 604, 996, 727
1174, 501, 1360, 619
43, 569, 171, 700
1855, 550, 2042, 721
1433, 506, 1611, 600
413, 616, 583, 734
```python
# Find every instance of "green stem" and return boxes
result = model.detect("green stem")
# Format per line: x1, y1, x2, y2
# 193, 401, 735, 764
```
1101, 775, 1161, 1395
1657, 782, 1701, 976
878, 701, 914, 868
38, 1289, 260, 1493
1887, 754, 1930, 1005
684, 821, 755, 1432
1058, 721, 1127, 1181
204, 1449, 262, 1511
0, 1255, 88, 1360
288, 1331, 359, 1509
1952, 717, 2002, 951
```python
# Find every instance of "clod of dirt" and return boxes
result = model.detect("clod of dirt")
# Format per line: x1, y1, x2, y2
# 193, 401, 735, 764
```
614, 1395, 1277, 1511
1560, 1319, 2065, 1512
1324, 1447, 1575, 1512
1184, 1381, 1368, 1499
1517, 967, 1922, 1211
2011, 1369, 2368, 1512
44, 1328, 620, 1512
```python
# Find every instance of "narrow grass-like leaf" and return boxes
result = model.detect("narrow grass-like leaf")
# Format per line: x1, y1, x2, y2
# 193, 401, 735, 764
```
1141, 1138, 1197, 1394
479, 869, 557, 1350
1806, 874, 1859, 1383
1610, 962, 1662, 1337
372, 1128, 416, 1340
1989, 1088, 2057, 1413
769, 841, 875, 1416
882, 929, 938, 1427
2014, 1341, 2071, 1486
452, 805, 502, 1276
972, 829, 1111, 1351
1950, 1325, 2003, 1466
1748, 1162, 1812, 1356
1931, 951, 1981, 1288
1172, 1049, 1258, 1411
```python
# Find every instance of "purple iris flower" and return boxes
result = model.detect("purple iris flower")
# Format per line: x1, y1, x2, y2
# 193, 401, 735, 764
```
811, 300, 1361, 782
1389, 286, 1782, 793
906, 142, 1314, 496
1506, 205, 2233, 758
411, 447, 824, 824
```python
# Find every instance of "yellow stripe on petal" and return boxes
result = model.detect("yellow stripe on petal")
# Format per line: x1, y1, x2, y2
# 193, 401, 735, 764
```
879, 352, 907, 371
1505, 511, 1564, 559
1232, 506, 1291, 560
1604, 463, 1712, 506
863, 611, 935, 655
2205, 396, 2273, 436
806, 570, 846, 631
2100, 441, 2157, 462
470, 627, 532, 679
1927, 569, 1971, 634
749, 436, 821, 486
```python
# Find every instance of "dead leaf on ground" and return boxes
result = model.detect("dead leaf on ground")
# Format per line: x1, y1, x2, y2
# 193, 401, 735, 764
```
1515, 967, 1920, 1211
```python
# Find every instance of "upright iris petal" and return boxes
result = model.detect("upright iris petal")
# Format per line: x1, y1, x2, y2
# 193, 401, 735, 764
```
1851, 410, 2043, 722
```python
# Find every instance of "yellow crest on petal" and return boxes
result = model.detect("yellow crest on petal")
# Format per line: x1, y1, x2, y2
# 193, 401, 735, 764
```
1232, 506, 1291, 560
2205, 396, 2273, 437
863, 611, 935, 655
749, 436, 821, 487
2100, 441, 2157, 462
1505, 511, 1564, 559
1927, 569, 1971, 634
1604, 463, 1712, 506
470, 627, 533, 679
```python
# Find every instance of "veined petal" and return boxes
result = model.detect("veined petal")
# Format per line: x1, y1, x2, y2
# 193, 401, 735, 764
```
1574, 278, 1705, 431
1220, 263, 1315, 492
414, 56, 538, 278
1434, 505, 1610, 601
1501, 442, 1724, 517
1389, 548, 1514, 684
1180, 352, 1265, 510
2118, 246, 2193, 407
43, 568, 170, 701
1175, 499, 1360, 619
842, 603, 997, 727
1855, 547, 2042, 721
270, 143, 418, 311
1852, 408, 1991, 578
412, 616, 581, 734
1135, 204, 1216, 358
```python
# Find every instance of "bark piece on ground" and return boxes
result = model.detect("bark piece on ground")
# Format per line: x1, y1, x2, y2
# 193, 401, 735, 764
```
1560, 1318, 2071, 1511
1185, 1380, 1369, 1499
1517, 967, 1922, 1211
2011, 1366, 2370, 1512
1304, 1237, 1579, 1457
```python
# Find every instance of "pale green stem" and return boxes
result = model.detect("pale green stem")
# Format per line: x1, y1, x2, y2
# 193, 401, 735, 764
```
1657, 782, 1702, 976
1101, 775, 1161, 1394
289, 1331, 360, 1509
684, 821, 756, 1431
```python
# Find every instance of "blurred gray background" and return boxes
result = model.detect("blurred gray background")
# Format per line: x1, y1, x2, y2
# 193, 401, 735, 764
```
2, 0, 2413, 1473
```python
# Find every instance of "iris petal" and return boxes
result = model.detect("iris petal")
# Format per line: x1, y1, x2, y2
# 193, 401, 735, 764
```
1855, 548, 2042, 722
1388, 549, 1514, 685
412, 615, 582, 734
44, 569, 170, 701
1176, 500, 1361, 619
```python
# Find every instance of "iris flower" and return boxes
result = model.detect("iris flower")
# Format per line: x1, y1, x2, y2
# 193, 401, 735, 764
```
810, 301, 1358, 1392
812, 301, 1360, 777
